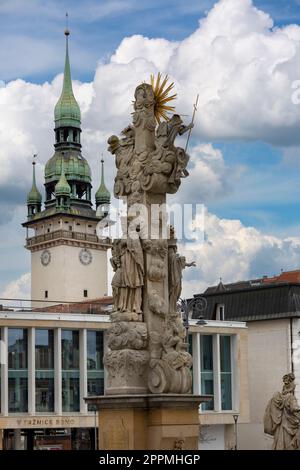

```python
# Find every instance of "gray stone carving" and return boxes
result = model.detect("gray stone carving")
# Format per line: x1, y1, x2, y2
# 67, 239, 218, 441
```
106, 322, 148, 350
104, 79, 195, 395
264, 373, 300, 449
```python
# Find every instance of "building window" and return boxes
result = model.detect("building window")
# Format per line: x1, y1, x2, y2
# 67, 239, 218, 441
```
83, 290, 88, 298
220, 335, 232, 410
198, 333, 234, 413
216, 304, 225, 321
200, 335, 214, 410
35, 329, 54, 413
61, 330, 80, 412
8, 328, 28, 413
45, 291, 48, 299
87, 331, 104, 410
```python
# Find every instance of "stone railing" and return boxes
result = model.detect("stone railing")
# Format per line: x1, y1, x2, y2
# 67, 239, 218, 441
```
26, 229, 111, 248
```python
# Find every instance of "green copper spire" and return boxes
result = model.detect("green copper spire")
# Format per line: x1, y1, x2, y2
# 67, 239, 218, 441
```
54, 27, 81, 129
27, 156, 42, 205
55, 158, 71, 196
96, 158, 111, 207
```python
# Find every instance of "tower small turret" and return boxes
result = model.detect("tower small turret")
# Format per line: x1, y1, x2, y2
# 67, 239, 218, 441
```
55, 158, 71, 211
27, 156, 42, 217
95, 158, 111, 217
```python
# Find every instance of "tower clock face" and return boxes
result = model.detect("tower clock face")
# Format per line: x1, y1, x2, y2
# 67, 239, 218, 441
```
41, 249, 51, 266
79, 248, 92, 265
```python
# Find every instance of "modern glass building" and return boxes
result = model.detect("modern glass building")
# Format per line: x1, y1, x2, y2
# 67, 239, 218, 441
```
0, 312, 107, 450
0, 311, 248, 450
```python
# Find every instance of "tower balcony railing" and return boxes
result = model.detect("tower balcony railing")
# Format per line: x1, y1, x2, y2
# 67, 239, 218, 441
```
25, 229, 111, 248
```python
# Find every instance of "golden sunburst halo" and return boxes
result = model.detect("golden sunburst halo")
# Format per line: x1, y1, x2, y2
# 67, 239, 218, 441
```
150, 72, 177, 123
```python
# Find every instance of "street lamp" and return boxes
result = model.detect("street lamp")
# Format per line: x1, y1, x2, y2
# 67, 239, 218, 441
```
179, 297, 208, 338
233, 413, 239, 450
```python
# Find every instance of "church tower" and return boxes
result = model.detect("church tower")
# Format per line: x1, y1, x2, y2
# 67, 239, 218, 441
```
23, 28, 111, 306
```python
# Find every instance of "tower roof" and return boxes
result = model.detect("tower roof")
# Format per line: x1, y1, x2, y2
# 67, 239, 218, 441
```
27, 159, 42, 204
54, 29, 81, 129
45, 150, 91, 183
96, 159, 111, 205
55, 158, 71, 196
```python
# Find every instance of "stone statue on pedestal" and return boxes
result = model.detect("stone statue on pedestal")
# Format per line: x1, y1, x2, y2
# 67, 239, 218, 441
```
104, 75, 196, 395
264, 373, 300, 449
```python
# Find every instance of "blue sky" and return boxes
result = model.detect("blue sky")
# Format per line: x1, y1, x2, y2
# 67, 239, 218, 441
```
2, 0, 300, 297
1, 0, 300, 83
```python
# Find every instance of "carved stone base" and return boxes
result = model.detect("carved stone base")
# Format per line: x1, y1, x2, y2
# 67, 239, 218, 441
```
104, 349, 149, 395
85, 394, 212, 450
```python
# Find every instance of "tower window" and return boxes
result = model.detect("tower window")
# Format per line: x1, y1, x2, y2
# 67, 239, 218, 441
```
69, 225, 72, 231
45, 290, 48, 299
83, 290, 88, 298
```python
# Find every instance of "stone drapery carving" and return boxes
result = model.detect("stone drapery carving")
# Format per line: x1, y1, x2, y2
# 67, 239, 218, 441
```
105, 78, 195, 395
110, 231, 144, 319
264, 373, 300, 449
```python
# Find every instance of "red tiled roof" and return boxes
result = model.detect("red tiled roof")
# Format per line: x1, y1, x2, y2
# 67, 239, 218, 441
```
33, 296, 113, 314
262, 270, 300, 284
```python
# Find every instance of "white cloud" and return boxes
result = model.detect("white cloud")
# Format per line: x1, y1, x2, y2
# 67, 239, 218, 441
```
181, 207, 300, 297
107, 0, 300, 145
174, 143, 243, 203
1, 272, 31, 301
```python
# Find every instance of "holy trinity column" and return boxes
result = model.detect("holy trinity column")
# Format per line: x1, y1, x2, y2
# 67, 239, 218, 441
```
104, 75, 195, 395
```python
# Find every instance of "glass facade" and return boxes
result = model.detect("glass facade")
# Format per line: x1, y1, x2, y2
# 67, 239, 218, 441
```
220, 335, 232, 410
200, 335, 214, 410
87, 331, 104, 411
8, 329, 28, 413
62, 330, 80, 412
35, 329, 54, 412
1, 327, 236, 418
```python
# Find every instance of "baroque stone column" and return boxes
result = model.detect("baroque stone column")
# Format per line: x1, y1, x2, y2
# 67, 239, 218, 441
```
104, 80, 194, 396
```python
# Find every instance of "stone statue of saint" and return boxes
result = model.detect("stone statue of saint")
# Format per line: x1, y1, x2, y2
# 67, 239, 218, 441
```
110, 240, 127, 312
168, 243, 196, 314
119, 229, 144, 315
264, 373, 300, 449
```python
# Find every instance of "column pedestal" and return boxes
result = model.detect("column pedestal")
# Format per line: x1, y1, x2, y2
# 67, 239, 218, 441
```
85, 394, 211, 450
